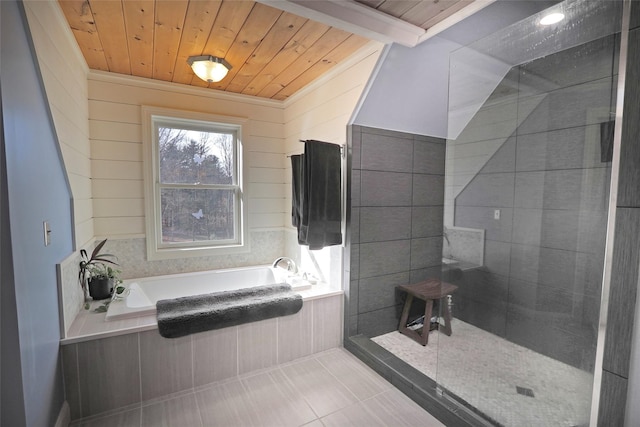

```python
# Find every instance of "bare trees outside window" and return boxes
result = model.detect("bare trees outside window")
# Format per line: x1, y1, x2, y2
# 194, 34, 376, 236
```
156, 125, 239, 245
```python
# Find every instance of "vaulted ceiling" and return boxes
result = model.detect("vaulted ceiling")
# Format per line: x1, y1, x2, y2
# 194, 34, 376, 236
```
57, 0, 484, 100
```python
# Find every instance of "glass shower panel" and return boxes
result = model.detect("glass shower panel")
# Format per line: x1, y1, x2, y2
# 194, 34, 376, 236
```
439, 0, 622, 425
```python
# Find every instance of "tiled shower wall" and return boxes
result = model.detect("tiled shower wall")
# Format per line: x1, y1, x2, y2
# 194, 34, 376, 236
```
452, 35, 617, 371
347, 126, 446, 338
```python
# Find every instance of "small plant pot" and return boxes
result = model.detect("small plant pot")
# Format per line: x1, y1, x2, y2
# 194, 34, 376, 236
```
88, 278, 114, 300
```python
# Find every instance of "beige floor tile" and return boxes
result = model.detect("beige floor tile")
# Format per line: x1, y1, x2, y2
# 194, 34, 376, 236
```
320, 402, 385, 427
279, 357, 359, 418
315, 349, 391, 400
240, 370, 317, 426
195, 380, 255, 426
142, 394, 202, 427
362, 388, 445, 426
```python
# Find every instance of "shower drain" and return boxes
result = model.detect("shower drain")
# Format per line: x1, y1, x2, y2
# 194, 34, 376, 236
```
516, 386, 535, 398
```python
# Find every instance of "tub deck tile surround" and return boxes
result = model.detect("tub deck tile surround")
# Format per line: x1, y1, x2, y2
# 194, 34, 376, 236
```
62, 289, 344, 421
62, 284, 340, 344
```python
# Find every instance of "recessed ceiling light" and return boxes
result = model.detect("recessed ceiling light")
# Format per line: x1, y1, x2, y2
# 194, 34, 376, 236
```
540, 12, 565, 26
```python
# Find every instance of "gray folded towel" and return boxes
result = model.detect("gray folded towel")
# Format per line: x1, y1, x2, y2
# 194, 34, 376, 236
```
156, 283, 303, 338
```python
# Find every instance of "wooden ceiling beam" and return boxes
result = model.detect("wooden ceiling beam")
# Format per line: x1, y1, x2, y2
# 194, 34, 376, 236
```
257, 0, 425, 47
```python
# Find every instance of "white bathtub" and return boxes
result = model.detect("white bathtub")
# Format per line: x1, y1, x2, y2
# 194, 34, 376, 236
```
105, 265, 309, 321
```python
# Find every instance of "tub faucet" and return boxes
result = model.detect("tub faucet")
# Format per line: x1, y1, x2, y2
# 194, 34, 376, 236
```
272, 257, 298, 274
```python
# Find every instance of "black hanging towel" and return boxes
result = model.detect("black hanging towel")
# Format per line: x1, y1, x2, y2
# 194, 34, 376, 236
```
291, 154, 304, 228
290, 140, 342, 250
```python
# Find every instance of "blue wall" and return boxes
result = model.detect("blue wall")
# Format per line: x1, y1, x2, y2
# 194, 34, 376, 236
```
1, 0, 74, 425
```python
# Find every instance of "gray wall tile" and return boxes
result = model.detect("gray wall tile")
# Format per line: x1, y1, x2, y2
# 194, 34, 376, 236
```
357, 305, 402, 338
515, 169, 610, 211
359, 240, 411, 279
618, 29, 640, 207
358, 272, 410, 313
238, 318, 278, 374
453, 99, 518, 144
351, 244, 360, 279
360, 171, 412, 207
360, 126, 415, 140
361, 133, 414, 172
278, 302, 313, 363
349, 280, 359, 316
456, 173, 514, 207
412, 206, 444, 238
413, 140, 445, 174
410, 237, 442, 270
456, 270, 509, 303
513, 172, 544, 209
414, 134, 445, 144
313, 296, 343, 352
603, 208, 640, 377
455, 206, 512, 242
598, 370, 628, 426
139, 330, 193, 401
517, 77, 613, 135
577, 209, 609, 255
193, 326, 238, 386
516, 125, 608, 172
412, 174, 445, 206
351, 207, 360, 244
632, 1, 640, 31
351, 170, 361, 208
513, 208, 584, 252
351, 126, 362, 170
478, 136, 515, 174
77, 334, 140, 417
347, 126, 444, 341
360, 207, 412, 243
410, 266, 443, 284
484, 240, 512, 277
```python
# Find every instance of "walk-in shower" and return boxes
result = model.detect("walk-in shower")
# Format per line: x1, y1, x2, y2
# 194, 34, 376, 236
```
347, 0, 624, 425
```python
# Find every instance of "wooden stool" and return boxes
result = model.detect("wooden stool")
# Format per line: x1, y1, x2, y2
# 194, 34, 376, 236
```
397, 279, 458, 346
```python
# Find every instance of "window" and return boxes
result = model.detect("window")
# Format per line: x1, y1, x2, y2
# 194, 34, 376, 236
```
143, 107, 247, 260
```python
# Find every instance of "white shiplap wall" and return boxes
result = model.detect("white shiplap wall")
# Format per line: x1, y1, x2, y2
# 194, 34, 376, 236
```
87, 73, 287, 238
23, 0, 93, 249
282, 41, 384, 285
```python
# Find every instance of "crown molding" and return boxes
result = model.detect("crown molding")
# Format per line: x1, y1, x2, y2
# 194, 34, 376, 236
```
87, 71, 286, 109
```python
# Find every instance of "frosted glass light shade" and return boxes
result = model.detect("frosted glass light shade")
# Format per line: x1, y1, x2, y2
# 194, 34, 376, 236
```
187, 55, 232, 83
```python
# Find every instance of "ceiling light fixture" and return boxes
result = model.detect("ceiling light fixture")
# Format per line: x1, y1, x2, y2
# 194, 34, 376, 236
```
187, 55, 232, 83
539, 12, 565, 26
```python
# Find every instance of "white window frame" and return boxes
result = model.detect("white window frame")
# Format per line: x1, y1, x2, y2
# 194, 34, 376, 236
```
142, 106, 248, 260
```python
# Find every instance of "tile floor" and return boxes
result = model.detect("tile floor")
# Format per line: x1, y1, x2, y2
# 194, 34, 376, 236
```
70, 348, 444, 427
373, 318, 594, 427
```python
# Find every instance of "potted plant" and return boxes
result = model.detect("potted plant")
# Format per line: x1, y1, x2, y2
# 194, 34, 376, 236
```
85, 263, 122, 300
79, 239, 121, 301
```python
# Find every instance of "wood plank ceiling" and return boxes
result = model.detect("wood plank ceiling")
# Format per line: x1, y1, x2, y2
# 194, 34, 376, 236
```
57, 0, 370, 100
354, 0, 473, 29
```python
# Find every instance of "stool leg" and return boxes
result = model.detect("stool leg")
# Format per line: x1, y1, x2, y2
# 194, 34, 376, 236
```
421, 299, 434, 345
440, 296, 453, 336
399, 295, 413, 332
